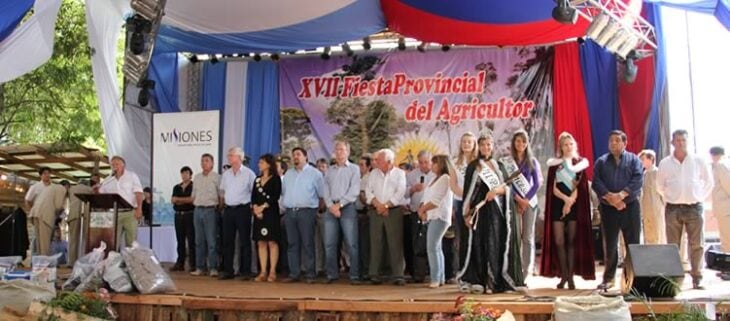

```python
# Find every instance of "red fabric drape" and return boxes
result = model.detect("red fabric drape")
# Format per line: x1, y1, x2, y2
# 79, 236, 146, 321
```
618, 56, 656, 153
552, 42, 595, 180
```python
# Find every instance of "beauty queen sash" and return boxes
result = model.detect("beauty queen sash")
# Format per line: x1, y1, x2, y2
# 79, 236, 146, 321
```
500, 156, 538, 208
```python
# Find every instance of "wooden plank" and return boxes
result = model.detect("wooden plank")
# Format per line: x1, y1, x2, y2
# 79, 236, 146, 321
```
156, 306, 172, 321
136, 305, 154, 321
117, 304, 137, 321
172, 307, 189, 321
111, 294, 183, 306
218, 311, 239, 321
182, 298, 298, 311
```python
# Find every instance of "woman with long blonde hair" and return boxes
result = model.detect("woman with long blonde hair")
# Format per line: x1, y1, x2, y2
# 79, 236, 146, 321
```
448, 132, 477, 280
539, 132, 595, 289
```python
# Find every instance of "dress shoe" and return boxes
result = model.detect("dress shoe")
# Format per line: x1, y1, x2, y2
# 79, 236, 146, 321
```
393, 279, 406, 286
350, 279, 363, 285
170, 264, 184, 272
281, 277, 300, 283
218, 273, 234, 280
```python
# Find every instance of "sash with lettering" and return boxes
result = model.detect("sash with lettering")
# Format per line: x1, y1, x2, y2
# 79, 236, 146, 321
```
469, 159, 502, 229
500, 156, 538, 208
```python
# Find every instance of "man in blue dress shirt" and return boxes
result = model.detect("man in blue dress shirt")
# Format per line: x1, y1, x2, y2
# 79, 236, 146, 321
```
323, 141, 362, 284
592, 130, 644, 290
281, 147, 325, 283
218, 147, 257, 280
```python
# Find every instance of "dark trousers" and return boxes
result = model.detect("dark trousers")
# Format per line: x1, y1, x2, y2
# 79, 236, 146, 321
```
443, 236, 458, 280
221, 204, 252, 277
174, 210, 196, 269
600, 201, 641, 282
357, 209, 370, 279
408, 212, 428, 282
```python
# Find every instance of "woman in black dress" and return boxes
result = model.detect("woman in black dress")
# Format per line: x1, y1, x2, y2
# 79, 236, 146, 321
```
252, 154, 282, 282
457, 131, 523, 294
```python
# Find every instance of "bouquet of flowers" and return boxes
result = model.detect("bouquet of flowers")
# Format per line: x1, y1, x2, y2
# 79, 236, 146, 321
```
430, 296, 514, 321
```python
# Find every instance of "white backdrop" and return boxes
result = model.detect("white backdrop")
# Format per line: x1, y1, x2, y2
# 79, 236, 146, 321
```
152, 110, 220, 225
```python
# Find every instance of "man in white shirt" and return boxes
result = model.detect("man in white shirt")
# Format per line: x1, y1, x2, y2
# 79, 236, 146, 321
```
97, 156, 144, 249
656, 130, 713, 289
405, 150, 435, 283
710, 146, 730, 253
366, 149, 407, 285
29, 182, 68, 256
218, 147, 257, 280
25, 167, 52, 209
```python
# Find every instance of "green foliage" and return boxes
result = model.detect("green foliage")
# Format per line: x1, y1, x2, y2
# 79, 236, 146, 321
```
326, 98, 416, 158
0, 0, 105, 150
280, 107, 314, 156
46, 291, 113, 320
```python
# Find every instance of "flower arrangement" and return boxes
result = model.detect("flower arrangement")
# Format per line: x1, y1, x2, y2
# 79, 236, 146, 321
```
430, 296, 513, 321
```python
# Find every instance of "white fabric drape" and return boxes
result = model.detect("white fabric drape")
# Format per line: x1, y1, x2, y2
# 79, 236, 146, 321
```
85, 0, 150, 185
223, 61, 247, 150
0, 0, 62, 83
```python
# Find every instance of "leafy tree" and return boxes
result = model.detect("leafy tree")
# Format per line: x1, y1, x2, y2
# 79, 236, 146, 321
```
326, 98, 416, 158
280, 108, 314, 156
0, 0, 105, 150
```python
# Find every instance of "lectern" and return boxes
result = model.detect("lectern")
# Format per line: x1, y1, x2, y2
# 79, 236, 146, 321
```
76, 193, 133, 254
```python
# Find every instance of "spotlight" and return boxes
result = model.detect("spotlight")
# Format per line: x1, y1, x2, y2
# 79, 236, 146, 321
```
210, 55, 219, 64
137, 79, 155, 107
552, 0, 578, 24
253, 54, 261, 62
616, 35, 640, 58
622, 51, 639, 83
362, 37, 371, 51
576, 37, 585, 45
397, 37, 406, 51
417, 42, 427, 53
586, 14, 610, 39
342, 43, 354, 57
270, 53, 280, 61
188, 55, 199, 63
321, 47, 331, 60
127, 15, 151, 55
441, 44, 450, 52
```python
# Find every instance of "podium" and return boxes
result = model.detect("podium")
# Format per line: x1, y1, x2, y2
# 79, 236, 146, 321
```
76, 193, 133, 254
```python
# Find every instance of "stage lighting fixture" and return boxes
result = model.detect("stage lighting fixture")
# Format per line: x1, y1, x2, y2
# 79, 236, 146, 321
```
321, 47, 331, 60
137, 79, 156, 107
253, 54, 262, 62
271, 53, 280, 61
210, 55, 219, 64
586, 13, 610, 39
342, 43, 354, 57
362, 37, 371, 51
606, 30, 630, 52
552, 0, 578, 24
127, 15, 151, 55
617, 35, 640, 58
576, 37, 586, 45
623, 56, 638, 83
441, 44, 450, 52
397, 37, 406, 51
188, 55, 199, 63
595, 20, 620, 46
417, 42, 427, 52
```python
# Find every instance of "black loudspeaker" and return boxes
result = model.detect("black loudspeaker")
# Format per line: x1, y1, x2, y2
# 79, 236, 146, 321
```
623, 244, 684, 298
705, 244, 730, 271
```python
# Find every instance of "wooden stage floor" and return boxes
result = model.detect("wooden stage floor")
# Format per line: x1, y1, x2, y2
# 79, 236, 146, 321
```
156, 266, 730, 303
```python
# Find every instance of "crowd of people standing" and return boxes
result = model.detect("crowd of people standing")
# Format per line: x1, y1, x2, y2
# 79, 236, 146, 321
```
23, 128, 730, 293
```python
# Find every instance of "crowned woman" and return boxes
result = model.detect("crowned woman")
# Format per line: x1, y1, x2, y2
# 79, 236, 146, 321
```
539, 132, 595, 289
457, 130, 523, 294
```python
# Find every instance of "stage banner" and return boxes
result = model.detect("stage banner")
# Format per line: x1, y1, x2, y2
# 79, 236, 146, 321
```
152, 110, 220, 225
279, 47, 555, 166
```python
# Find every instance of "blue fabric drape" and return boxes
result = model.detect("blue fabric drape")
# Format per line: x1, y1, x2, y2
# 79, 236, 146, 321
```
0, 0, 33, 42
645, 3, 667, 155
579, 39, 619, 160
148, 52, 179, 112
201, 61, 227, 110
244, 61, 280, 174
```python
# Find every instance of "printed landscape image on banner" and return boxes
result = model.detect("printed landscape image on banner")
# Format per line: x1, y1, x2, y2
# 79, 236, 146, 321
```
152, 110, 220, 225
279, 47, 555, 165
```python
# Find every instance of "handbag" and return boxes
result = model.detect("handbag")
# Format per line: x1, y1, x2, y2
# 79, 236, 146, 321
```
414, 221, 428, 258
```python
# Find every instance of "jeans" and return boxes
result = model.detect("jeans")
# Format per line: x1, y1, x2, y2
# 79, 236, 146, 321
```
194, 207, 218, 271
221, 204, 252, 276
285, 208, 317, 279
519, 205, 538, 278
427, 219, 449, 284
600, 201, 641, 283
324, 204, 360, 280
665, 203, 704, 280
174, 210, 196, 269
